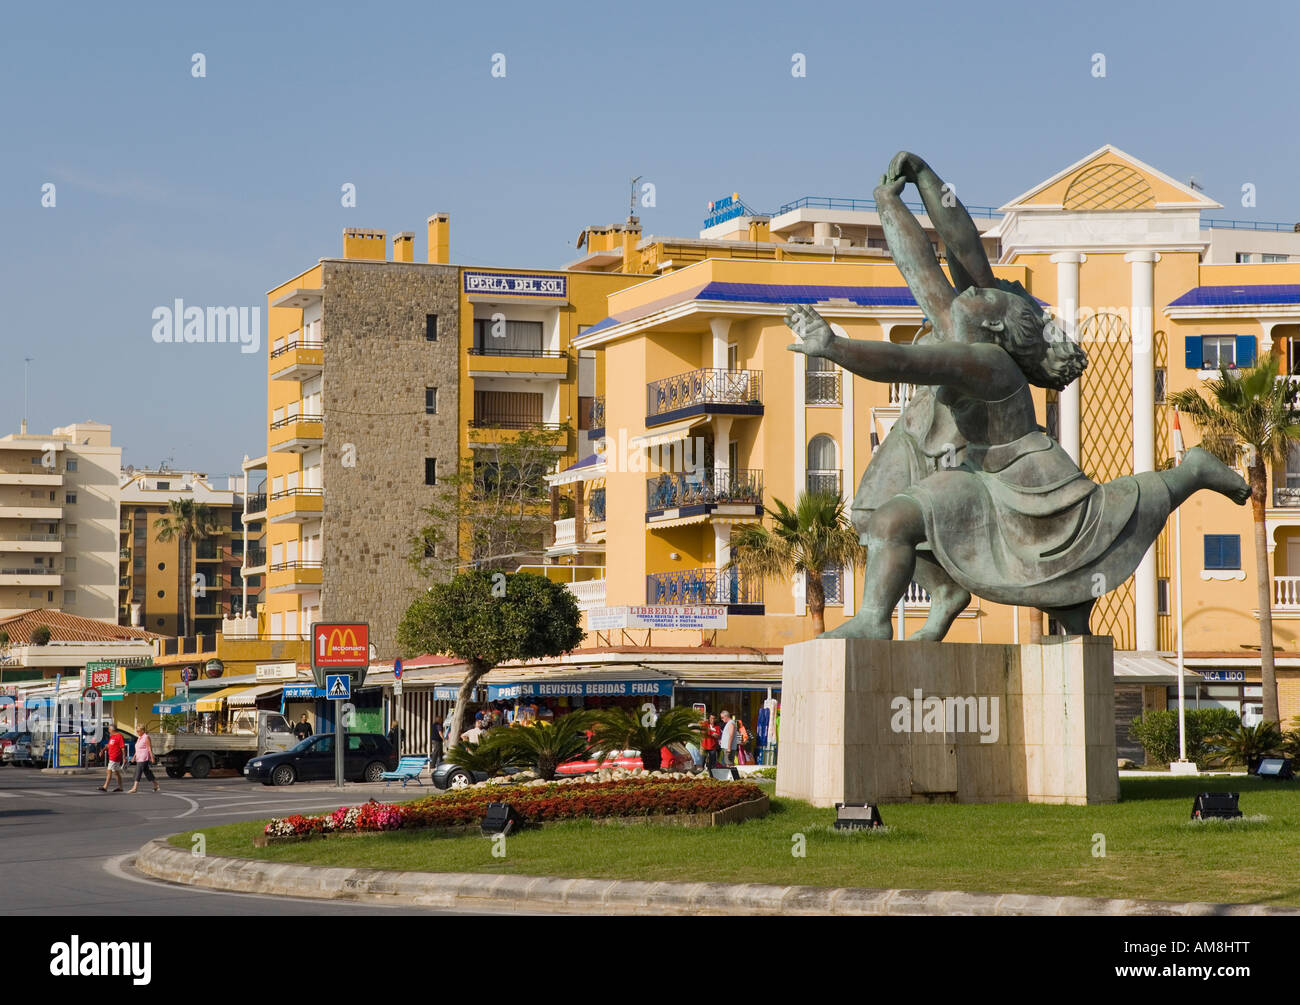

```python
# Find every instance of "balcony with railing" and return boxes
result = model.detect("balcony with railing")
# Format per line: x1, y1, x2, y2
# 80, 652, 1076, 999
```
268, 487, 323, 524
468, 419, 566, 449
267, 559, 323, 594
645, 469, 763, 520
1274, 577, 1300, 610
805, 370, 841, 405
243, 493, 268, 517
242, 546, 267, 570
0, 533, 62, 554
269, 413, 324, 453
270, 330, 325, 381
646, 567, 762, 614
0, 567, 61, 586
806, 470, 842, 496
588, 487, 606, 524
645, 368, 763, 427
466, 345, 569, 379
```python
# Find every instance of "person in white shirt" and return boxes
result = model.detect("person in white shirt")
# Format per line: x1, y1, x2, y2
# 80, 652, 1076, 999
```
718, 711, 737, 768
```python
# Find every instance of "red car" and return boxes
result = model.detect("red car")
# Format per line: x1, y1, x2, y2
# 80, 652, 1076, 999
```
556, 744, 693, 776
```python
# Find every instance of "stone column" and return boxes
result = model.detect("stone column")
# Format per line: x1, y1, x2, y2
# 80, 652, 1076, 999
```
1126, 251, 1160, 651
1050, 252, 1086, 463
710, 317, 730, 371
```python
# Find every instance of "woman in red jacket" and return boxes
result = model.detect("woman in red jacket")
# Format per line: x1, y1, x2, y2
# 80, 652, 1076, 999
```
702, 714, 721, 772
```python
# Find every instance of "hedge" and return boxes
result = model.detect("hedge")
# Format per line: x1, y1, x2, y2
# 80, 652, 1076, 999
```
1129, 708, 1240, 765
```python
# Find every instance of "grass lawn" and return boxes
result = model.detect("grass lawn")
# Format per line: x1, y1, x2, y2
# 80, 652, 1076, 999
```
170, 776, 1300, 906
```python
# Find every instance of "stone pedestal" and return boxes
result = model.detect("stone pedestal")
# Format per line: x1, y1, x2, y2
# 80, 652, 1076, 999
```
775, 637, 1119, 806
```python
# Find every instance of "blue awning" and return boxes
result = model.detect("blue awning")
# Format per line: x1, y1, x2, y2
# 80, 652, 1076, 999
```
487, 679, 674, 701
283, 685, 324, 700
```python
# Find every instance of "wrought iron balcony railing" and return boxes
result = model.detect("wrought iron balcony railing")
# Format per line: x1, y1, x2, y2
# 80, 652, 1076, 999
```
270, 338, 324, 359
588, 396, 606, 431
646, 368, 763, 422
243, 494, 267, 514
645, 469, 763, 513
806, 470, 842, 496
588, 487, 606, 523
805, 370, 841, 404
646, 567, 762, 609
270, 413, 324, 430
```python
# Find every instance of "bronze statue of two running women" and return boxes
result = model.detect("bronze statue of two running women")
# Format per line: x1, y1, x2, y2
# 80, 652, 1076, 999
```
787, 152, 1250, 641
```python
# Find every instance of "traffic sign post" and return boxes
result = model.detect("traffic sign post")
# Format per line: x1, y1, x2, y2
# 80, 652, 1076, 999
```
311, 624, 369, 790
392, 658, 403, 758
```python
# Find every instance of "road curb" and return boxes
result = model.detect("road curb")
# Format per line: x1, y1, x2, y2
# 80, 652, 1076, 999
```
133, 838, 1300, 916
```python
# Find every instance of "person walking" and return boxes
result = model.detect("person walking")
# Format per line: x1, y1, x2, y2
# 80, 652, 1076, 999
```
718, 711, 736, 768
98, 727, 125, 792
293, 714, 313, 741
127, 728, 159, 793
702, 714, 720, 771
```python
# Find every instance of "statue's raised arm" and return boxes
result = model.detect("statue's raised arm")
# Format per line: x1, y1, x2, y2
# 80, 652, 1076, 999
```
888, 151, 996, 294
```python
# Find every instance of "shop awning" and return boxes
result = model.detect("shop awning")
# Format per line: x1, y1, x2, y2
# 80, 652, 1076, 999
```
484, 665, 676, 701
153, 699, 197, 714
644, 661, 784, 690
195, 686, 252, 712
1113, 653, 1200, 685
227, 683, 283, 707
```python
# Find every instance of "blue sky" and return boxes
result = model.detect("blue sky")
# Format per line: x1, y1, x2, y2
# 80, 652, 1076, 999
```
3, 0, 1297, 475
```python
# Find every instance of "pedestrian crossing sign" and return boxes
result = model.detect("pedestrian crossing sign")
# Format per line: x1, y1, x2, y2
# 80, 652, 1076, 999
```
326, 674, 351, 700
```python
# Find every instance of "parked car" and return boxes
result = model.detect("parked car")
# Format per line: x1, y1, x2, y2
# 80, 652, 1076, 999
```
3, 732, 38, 767
431, 759, 491, 790
0, 731, 21, 765
244, 732, 396, 786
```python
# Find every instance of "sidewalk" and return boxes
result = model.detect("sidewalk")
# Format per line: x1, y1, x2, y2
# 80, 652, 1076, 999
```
134, 838, 1299, 917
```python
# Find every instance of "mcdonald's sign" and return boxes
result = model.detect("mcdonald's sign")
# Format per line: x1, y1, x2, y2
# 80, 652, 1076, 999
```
311, 623, 370, 671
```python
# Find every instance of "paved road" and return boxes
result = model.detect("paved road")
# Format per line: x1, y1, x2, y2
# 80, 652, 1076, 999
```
0, 768, 460, 915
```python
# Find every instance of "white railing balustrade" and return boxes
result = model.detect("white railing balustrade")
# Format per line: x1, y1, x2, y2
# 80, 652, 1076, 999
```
1274, 576, 1300, 608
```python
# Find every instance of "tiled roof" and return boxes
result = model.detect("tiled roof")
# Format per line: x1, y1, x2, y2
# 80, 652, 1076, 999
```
1168, 284, 1300, 308
0, 609, 165, 644
698, 281, 918, 306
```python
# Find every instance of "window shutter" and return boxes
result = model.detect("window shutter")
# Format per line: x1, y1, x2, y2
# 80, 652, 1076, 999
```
1184, 336, 1203, 369
1225, 535, 1241, 569
1203, 535, 1218, 568
1236, 335, 1256, 367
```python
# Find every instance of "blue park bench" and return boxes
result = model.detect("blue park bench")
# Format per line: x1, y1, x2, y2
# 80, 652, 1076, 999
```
381, 755, 430, 788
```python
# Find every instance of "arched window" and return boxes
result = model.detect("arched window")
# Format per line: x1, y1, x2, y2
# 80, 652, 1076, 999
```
806, 435, 840, 495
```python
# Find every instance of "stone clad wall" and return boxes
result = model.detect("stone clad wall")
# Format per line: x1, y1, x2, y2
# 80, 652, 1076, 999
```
777, 637, 1119, 806
321, 261, 460, 656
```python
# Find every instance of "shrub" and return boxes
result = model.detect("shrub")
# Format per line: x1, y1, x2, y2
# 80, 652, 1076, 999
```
1208, 721, 1285, 770
751, 767, 777, 780
29, 625, 51, 646
1129, 708, 1239, 765
588, 705, 702, 772
479, 713, 596, 781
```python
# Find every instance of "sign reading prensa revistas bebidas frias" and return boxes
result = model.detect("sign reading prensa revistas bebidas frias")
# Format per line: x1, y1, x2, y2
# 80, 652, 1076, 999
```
463, 271, 567, 298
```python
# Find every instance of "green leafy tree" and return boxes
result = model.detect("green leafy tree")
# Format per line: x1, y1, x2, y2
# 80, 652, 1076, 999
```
727, 490, 860, 636
153, 498, 222, 638
29, 625, 51, 646
409, 425, 570, 577
396, 570, 585, 747
479, 712, 596, 781
1170, 357, 1300, 724
588, 705, 703, 772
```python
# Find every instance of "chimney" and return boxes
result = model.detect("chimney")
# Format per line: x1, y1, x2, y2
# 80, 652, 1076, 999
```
748, 217, 771, 242
342, 228, 386, 260
393, 232, 414, 262
427, 213, 450, 264
130, 603, 142, 628
621, 216, 642, 273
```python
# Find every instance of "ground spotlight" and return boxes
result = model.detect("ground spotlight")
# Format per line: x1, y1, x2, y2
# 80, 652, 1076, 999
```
834, 802, 884, 830
1191, 792, 1242, 820
481, 802, 520, 836
1256, 758, 1294, 781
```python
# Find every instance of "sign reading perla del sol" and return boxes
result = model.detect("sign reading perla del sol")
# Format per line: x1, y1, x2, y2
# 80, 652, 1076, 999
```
463, 271, 567, 298
589, 605, 727, 631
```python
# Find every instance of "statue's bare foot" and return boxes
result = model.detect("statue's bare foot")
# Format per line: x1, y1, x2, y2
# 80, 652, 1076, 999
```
1184, 446, 1251, 505
820, 610, 893, 640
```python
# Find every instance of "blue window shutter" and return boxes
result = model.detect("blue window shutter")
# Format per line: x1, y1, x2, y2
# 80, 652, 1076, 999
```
1236, 335, 1256, 367
1226, 535, 1241, 569
1185, 336, 1203, 369
1203, 536, 1215, 568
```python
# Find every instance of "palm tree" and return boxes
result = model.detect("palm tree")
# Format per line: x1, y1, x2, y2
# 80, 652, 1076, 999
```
1170, 356, 1300, 725
588, 705, 703, 772
479, 712, 596, 781
727, 490, 860, 636
154, 499, 222, 638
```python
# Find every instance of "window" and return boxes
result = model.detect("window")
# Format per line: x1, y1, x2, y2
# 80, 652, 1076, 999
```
1154, 367, 1166, 404
473, 318, 544, 354
1157, 578, 1169, 615
425, 458, 437, 485
806, 435, 840, 494
65, 524, 76, 538
425, 314, 438, 341
47, 590, 54, 603
64, 493, 77, 505
157, 562, 166, 571
727, 344, 739, 371
65, 459, 77, 473
1186, 335, 1255, 370
64, 558, 76, 573
63, 590, 76, 605
1204, 534, 1241, 570
157, 590, 165, 599
157, 481, 170, 490
425, 387, 438, 414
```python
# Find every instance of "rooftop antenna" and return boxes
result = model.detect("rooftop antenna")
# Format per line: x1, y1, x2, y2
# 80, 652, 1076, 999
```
22, 357, 32, 434
629, 175, 642, 222
1188, 176, 1203, 192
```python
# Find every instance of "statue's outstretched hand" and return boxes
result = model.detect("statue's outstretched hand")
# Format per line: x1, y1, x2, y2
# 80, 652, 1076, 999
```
887, 151, 927, 184
786, 304, 835, 358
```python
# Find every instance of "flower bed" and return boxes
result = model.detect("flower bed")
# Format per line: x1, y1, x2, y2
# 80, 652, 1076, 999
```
262, 777, 766, 840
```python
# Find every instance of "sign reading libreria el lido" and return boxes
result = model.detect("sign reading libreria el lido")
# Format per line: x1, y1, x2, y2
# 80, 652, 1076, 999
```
588, 605, 727, 631
463, 271, 567, 298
